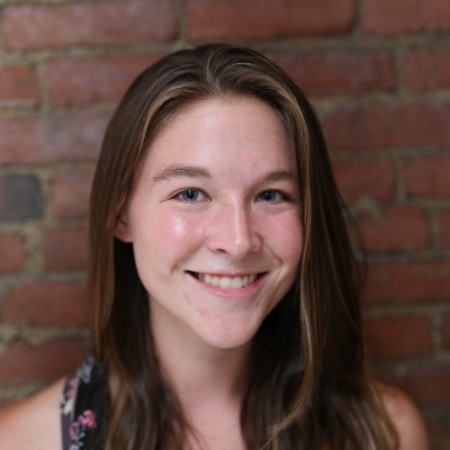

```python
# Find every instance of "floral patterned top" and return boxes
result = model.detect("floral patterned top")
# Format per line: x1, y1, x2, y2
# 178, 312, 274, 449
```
60, 357, 107, 450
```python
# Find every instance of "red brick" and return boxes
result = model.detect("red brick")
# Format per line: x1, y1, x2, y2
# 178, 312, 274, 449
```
275, 49, 395, 96
363, 261, 450, 304
1, 281, 88, 326
362, 0, 450, 36
47, 55, 159, 107
0, 65, 39, 107
363, 316, 432, 360
51, 171, 94, 219
2, 2, 176, 50
332, 158, 396, 204
406, 46, 450, 92
43, 227, 88, 271
390, 364, 450, 406
187, 0, 354, 41
0, 114, 108, 165
359, 207, 430, 252
322, 102, 450, 152
44, 114, 108, 162
0, 339, 89, 384
439, 211, 450, 248
404, 156, 450, 197
443, 313, 450, 350
0, 235, 25, 273
0, 118, 46, 165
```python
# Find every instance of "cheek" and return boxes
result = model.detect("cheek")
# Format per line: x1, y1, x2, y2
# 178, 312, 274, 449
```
159, 213, 190, 239
264, 213, 303, 264
150, 211, 204, 257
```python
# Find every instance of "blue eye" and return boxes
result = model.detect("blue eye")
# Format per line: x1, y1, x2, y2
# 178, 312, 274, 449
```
257, 190, 286, 203
175, 189, 206, 202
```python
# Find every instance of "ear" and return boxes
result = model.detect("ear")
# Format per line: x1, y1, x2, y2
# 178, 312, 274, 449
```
114, 212, 133, 243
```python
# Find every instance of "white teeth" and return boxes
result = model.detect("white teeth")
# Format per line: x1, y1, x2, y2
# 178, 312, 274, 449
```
197, 273, 257, 288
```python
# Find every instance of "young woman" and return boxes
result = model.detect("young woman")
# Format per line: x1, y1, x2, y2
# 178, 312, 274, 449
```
0, 44, 428, 450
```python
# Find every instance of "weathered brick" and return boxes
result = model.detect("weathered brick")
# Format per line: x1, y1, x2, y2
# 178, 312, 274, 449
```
1, 280, 88, 326
0, 339, 89, 384
332, 158, 396, 204
0, 174, 43, 220
439, 211, 450, 249
50, 170, 93, 219
404, 156, 450, 197
47, 55, 159, 107
0, 0, 448, 423
363, 261, 450, 304
275, 49, 395, 96
358, 207, 430, 252
187, 0, 355, 41
363, 0, 450, 36
0, 114, 108, 165
0, 118, 46, 165
405, 46, 450, 92
0, 65, 39, 107
0, 234, 26, 273
43, 227, 88, 271
322, 102, 450, 152
2, 1, 176, 50
45, 114, 108, 162
363, 316, 432, 360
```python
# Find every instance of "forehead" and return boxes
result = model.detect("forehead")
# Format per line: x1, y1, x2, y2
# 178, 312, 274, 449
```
142, 96, 294, 175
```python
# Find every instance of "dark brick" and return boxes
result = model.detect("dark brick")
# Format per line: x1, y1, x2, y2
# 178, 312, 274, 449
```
0, 174, 43, 220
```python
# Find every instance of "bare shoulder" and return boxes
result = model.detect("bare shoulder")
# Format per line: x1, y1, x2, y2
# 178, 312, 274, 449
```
378, 382, 429, 450
0, 378, 65, 450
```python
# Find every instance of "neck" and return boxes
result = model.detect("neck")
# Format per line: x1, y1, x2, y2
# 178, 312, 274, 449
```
153, 322, 252, 410
148, 296, 255, 412
154, 330, 251, 450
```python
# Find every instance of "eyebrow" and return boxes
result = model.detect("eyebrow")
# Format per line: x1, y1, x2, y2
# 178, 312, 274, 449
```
264, 170, 295, 182
152, 166, 212, 183
152, 165, 294, 183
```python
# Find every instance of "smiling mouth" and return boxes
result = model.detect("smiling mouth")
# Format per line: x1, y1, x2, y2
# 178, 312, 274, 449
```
188, 272, 264, 289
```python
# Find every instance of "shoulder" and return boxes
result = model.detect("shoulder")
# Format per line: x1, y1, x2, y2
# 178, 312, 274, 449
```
0, 378, 65, 450
378, 382, 430, 450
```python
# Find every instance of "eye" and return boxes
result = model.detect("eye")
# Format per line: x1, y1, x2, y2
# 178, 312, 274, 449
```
256, 190, 288, 203
174, 188, 207, 202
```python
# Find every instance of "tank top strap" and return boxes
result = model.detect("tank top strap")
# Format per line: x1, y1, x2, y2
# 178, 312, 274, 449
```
61, 370, 77, 450
60, 357, 107, 450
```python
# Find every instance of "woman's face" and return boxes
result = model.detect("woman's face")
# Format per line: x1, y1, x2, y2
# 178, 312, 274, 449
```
115, 96, 303, 351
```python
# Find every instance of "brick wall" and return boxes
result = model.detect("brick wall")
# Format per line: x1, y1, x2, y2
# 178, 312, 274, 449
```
0, 0, 449, 447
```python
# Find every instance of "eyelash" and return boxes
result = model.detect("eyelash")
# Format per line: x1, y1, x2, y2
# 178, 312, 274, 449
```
172, 188, 291, 203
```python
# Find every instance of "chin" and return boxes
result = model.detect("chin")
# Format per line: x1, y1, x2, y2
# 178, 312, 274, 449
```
198, 325, 259, 351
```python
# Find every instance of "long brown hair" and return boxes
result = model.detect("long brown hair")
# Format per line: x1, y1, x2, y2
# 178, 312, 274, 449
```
89, 44, 397, 449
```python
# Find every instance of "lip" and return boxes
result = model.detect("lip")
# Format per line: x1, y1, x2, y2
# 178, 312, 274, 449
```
187, 270, 267, 299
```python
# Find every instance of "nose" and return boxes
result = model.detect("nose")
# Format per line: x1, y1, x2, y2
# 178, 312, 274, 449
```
206, 200, 262, 259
